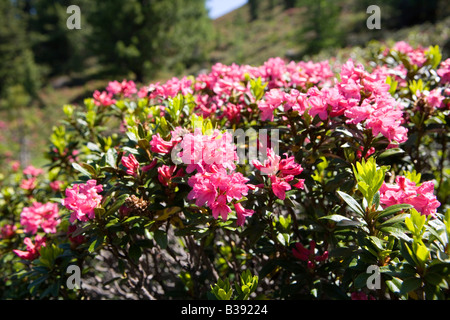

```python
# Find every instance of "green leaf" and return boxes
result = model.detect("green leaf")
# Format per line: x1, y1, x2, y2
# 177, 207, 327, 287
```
154, 230, 168, 249
400, 277, 422, 295
379, 213, 409, 227
129, 244, 142, 264
319, 214, 362, 227
72, 163, 92, 178
376, 204, 413, 220
337, 191, 365, 217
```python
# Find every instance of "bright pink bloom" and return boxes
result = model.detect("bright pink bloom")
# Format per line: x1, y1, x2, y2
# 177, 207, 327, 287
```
93, 90, 116, 106
142, 159, 158, 172
150, 133, 174, 154
187, 168, 252, 225
157, 165, 184, 186
23, 165, 44, 176
179, 129, 238, 174
11, 161, 20, 172
20, 202, 60, 235
292, 240, 328, 269
437, 58, 450, 84
121, 153, 140, 176
351, 292, 376, 300
13, 235, 46, 261
67, 225, 85, 246
106, 80, 137, 97
50, 180, 63, 192
20, 177, 37, 190
63, 180, 103, 223
252, 148, 305, 200
0, 224, 16, 239
426, 89, 445, 109
379, 176, 440, 217
233, 202, 254, 226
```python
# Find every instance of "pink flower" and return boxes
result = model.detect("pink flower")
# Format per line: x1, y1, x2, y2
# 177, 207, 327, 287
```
292, 240, 328, 269
121, 153, 140, 176
150, 133, 174, 154
106, 79, 137, 97
23, 165, 44, 176
67, 225, 85, 246
11, 161, 20, 172
351, 292, 376, 300
20, 202, 60, 235
437, 58, 450, 84
187, 168, 253, 225
233, 202, 254, 227
63, 180, 103, 223
252, 148, 305, 200
13, 235, 46, 261
379, 176, 440, 217
0, 224, 16, 239
426, 89, 444, 109
20, 177, 37, 190
179, 129, 238, 174
157, 165, 184, 187
50, 180, 63, 192
210, 195, 232, 221
142, 159, 158, 172
93, 90, 116, 106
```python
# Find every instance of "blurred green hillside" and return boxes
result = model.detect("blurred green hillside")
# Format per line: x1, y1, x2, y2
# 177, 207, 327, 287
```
0, 0, 449, 171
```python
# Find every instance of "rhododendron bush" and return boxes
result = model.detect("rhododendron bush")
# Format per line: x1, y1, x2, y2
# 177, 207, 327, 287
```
0, 42, 449, 300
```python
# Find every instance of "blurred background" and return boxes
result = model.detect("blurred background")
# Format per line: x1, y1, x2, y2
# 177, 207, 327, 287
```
0, 0, 449, 170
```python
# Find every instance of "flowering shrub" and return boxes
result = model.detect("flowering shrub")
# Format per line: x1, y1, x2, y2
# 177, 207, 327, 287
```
0, 41, 449, 300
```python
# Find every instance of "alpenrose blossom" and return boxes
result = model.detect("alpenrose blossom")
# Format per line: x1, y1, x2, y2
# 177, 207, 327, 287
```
252, 148, 305, 200
187, 167, 253, 226
121, 153, 140, 176
13, 235, 46, 261
20, 177, 37, 190
49, 180, 63, 192
20, 202, 60, 235
437, 58, 450, 84
93, 90, 116, 106
106, 79, 137, 97
0, 224, 16, 239
178, 128, 238, 174
63, 180, 103, 223
23, 165, 44, 176
379, 176, 441, 217
157, 165, 184, 187
292, 241, 328, 269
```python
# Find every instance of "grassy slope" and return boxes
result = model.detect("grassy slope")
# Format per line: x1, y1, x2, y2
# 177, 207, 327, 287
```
210, 0, 450, 66
4, 1, 449, 169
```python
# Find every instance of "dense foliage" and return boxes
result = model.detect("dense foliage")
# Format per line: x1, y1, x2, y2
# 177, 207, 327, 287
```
0, 41, 449, 300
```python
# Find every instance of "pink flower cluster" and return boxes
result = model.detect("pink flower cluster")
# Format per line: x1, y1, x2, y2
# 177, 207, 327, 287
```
63, 180, 103, 223
93, 79, 136, 106
93, 90, 116, 106
106, 79, 137, 97
437, 58, 450, 84
379, 176, 441, 217
252, 148, 305, 200
178, 128, 239, 174
292, 240, 328, 269
121, 153, 140, 176
13, 235, 46, 261
0, 224, 16, 239
187, 167, 253, 226
257, 59, 408, 146
192, 58, 333, 123
20, 202, 60, 234
158, 165, 184, 187
140, 76, 193, 100
391, 41, 427, 67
